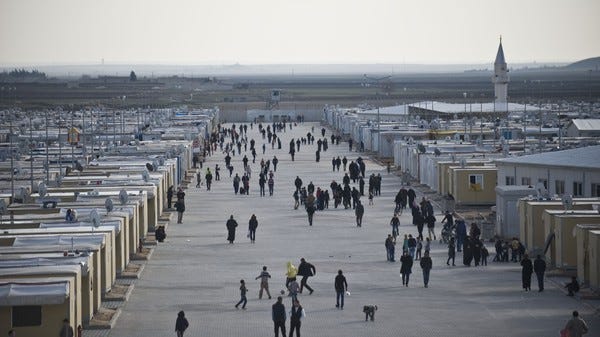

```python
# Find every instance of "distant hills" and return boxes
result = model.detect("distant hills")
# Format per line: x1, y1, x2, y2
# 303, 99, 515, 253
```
565, 57, 600, 70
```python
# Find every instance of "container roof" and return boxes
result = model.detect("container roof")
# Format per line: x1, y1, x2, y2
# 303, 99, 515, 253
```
494, 145, 600, 170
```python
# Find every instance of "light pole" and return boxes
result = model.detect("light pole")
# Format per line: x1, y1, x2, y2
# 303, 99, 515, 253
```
363, 74, 391, 153
463, 92, 467, 139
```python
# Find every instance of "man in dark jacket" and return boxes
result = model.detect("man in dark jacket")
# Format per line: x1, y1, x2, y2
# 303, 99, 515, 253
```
355, 201, 364, 227
294, 176, 303, 192
521, 254, 533, 291
420, 251, 433, 288
175, 311, 189, 337
534, 255, 546, 292
297, 258, 316, 294
272, 297, 286, 337
335, 270, 348, 309
226, 215, 238, 244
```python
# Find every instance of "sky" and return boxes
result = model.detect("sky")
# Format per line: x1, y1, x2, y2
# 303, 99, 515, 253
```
0, 0, 599, 66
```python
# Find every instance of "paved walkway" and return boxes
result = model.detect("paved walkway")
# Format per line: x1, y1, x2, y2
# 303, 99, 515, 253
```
107, 122, 598, 337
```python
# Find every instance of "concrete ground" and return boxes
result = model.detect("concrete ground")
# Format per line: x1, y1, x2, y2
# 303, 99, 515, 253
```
105, 122, 598, 337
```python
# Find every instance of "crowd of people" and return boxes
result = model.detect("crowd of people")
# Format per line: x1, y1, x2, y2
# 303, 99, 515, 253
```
166, 121, 590, 337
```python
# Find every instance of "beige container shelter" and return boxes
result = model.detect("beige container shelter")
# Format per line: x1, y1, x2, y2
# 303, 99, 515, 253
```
575, 224, 600, 286
0, 277, 76, 337
0, 227, 114, 306
68, 207, 135, 265
75, 191, 148, 238
0, 234, 109, 296
588, 230, 600, 290
0, 253, 97, 324
0, 265, 82, 329
450, 166, 497, 206
39, 220, 125, 277
518, 199, 598, 253
552, 214, 600, 269
437, 161, 485, 196
0, 216, 127, 278
541, 210, 600, 262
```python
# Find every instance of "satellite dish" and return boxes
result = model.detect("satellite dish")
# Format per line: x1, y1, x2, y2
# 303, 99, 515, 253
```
89, 209, 101, 228
158, 156, 165, 166
592, 204, 600, 215
104, 198, 114, 213
502, 143, 510, 157
145, 162, 154, 172
142, 169, 150, 182
38, 182, 48, 198
562, 195, 573, 213
119, 189, 129, 205
74, 191, 80, 199
459, 158, 467, 168
434, 148, 441, 157
535, 182, 548, 200
445, 136, 451, 141
152, 159, 159, 171
417, 143, 426, 154
55, 174, 63, 186
75, 161, 84, 172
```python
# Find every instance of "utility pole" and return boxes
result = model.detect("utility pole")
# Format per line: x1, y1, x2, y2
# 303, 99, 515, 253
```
363, 74, 391, 154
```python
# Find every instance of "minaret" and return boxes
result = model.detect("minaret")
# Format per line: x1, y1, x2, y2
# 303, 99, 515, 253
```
492, 36, 509, 110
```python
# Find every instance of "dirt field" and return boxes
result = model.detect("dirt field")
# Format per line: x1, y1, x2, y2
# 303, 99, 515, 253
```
1, 69, 599, 110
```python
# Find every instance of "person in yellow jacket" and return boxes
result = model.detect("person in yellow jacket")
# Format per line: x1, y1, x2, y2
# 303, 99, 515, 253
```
286, 261, 298, 289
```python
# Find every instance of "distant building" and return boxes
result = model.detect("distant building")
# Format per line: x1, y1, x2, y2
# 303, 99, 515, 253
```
492, 37, 509, 111
494, 145, 600, 197
566, 119, 600, 137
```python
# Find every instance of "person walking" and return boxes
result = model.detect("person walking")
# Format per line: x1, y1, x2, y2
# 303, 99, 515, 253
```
248, 214, 258, 243
196, 171, 202, 188
563, 311, 589, 337
533, 255, 546, 292
272, 297, 287, 337
235, 279, 248, 309
400, 250, 413, 287
205, 168, 213, 190
226, 215, 238, 244
385, 234, 396, 262
447, 237, 456, 266
175, 199, 185, 224
297, 258, 316, 295
407, 234, 417, 259
175, 311, 189, 337
167, 185, 174, 209
355, 201, 364, 227
390, 214, 400, 238
521, 254, 533, 291
256, 266, 272, 300
420, 251, 433, 288
289, 300, 305, 337
334, 270, 348, 309
305, 193, 316, 226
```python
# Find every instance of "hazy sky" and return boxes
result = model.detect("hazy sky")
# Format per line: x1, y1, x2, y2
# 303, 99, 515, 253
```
1, 0, 599, 66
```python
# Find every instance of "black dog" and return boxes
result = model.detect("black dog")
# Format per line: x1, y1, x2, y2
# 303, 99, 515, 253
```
363, 305, 378, 321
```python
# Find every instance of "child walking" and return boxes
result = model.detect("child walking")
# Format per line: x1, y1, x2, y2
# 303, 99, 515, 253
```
235, 279, 247, 309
